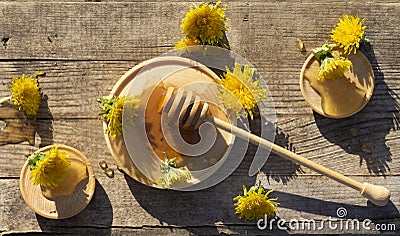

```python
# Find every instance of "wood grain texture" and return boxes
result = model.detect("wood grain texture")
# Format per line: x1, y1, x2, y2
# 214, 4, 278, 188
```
1, 174, 400, 234
0, 2, 398, 62
0, 1, 399, 235
0, 117, 399, 178
0, 58, 398, 118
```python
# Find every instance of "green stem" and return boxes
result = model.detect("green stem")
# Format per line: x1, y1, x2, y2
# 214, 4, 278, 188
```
361, 32, 369, 43
319, 52, 333, 63
0, 95, 12, 104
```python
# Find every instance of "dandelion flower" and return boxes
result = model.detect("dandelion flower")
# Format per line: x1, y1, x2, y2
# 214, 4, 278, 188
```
219, 63, 267, 119
29, 145, 71, 188
0, 74, 42, 116
233, 184, 279, 221
181, 0, 228, 45
318, 57, 352, 81
312, 42, 333, 61
312, 42, 352, 81
157, 152, 191, 189
331, 15, 367, 54
98, 96, 139, 137
174, 37, 201, 50
106, 97, 125, 137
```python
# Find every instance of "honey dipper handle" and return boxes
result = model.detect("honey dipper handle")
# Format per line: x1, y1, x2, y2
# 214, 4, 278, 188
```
208, 116, 391, 206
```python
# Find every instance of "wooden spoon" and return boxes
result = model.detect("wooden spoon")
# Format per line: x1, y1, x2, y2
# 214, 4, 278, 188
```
159, 87, 391, 206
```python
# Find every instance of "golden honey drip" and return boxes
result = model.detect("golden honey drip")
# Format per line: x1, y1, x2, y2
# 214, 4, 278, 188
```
145, 84, 229, 170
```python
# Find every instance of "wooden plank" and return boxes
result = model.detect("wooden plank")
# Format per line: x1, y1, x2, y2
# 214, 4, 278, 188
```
1, 0, 398, 2
0, 58, 398, 118
1, 222, 397, 236
0, 119, 113, 178
0, 2, 398, 62
3, 0, 392, 2
0, 117, 399, 177
1, 175, 399, 234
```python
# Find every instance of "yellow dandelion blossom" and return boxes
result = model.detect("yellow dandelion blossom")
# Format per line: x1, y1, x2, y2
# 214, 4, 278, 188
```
7, 74, 41, 116
105, 97, 125, 137
174, 37, 201, 50
29, 145, 71, 188
157, 152, 191, 189
318, 57, 352, 81
233, 184, 279, 221
98, 96, 139, 137
331, 15, 367, 54
181, 0, 228, 45
219, 63, 267, 119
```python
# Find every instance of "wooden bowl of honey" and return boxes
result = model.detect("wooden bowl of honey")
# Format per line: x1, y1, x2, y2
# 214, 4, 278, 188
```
104, 56, 236, 189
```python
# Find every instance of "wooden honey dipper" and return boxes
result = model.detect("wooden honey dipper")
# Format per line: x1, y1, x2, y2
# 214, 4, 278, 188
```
159, 87, 391, 206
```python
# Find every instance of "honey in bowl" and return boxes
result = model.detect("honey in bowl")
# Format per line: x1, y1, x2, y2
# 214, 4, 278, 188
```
301, 49, 374, 118
144, 83, 230, 170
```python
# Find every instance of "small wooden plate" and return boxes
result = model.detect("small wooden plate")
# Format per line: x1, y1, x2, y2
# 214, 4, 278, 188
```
300, 47, 374, 118
20, 144, 95, 219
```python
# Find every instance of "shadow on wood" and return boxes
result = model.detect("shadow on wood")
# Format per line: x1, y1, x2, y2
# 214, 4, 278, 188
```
251, 113, 305, 184
314, 43, 398, 176
277, 190, 399, 220
0, 103, 35, 145
36, 180, 112, 234
36, 94, 54, 148
125, 151, 265, 234
0, 93, 54, 147
262, 127, 305, 185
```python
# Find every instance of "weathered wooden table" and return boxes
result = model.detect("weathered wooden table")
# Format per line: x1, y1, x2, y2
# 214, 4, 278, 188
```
1, 1, 399, 235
